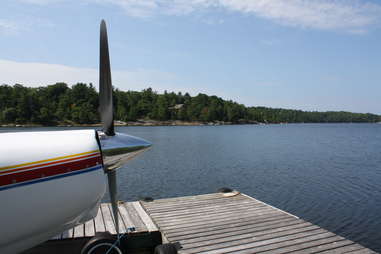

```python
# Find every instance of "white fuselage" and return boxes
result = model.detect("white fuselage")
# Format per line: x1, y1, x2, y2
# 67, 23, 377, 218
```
0, 130, 107, 254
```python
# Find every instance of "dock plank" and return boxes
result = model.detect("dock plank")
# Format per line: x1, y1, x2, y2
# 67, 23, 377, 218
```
73, 224, 84, 238
143, 192, 232, 204
144, 198, 250, 213
94, 206, 105, 233
133, 201, 158, 232
100, 203, 116, 234
158, 210, 283, 231
148, 202, 264, 218
144, 195, 248, 208
152, 206, 276, 226
182, 226, 326, 253
84, 219, 95, 237
150, 203, 268, 221
106, 203, 127, 234
167, 216, 298, 240
287, 240, 360, 254
123, 202, 149, 232
318, 245, 369, 253
164, 214, 292, 237
346, 250, 378, 254
212, 232, 338, 254
118, 203, 136, 229
178, 221, 312, 245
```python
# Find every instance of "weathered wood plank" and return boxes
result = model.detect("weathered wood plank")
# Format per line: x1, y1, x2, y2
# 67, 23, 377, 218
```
345, 249, 378, 254
118, 203, 136, 230
73, 224, 84, 238
144, 194, 246, 207
132, 201, 158, 232
144, 197, 250, 212
241, 193, 298, 218
259, 237, 348, 253
166, 216, 296, 240
142, 192, 228, 204
193, 231, 334, 254
287, 240, 358, 254
164, 213, 291, 234
94, 206, 105, 232
148, 201, 264, 217
150, 204, 272, 221
162, 212, 293, 235
158, 210, 283, 231
317, 244, 367, 253
143, 194, 247, 207
123, 202, 148, 232
181, 225, 324, 252
151, 207, 268, 223
177, 221, 311, 245
84, 219, 95, 237
101, 203, 116, 234
152, 206, 275, 227
116, 206, 128, 233
106, 203, 127, 234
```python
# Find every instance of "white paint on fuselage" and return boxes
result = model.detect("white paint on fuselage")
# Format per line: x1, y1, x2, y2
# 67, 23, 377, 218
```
0, 130, 100, 168
0, 130, 107, 254
0, 169, 106, 254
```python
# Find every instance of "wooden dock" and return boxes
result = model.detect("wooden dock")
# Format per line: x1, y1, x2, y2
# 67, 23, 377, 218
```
25, 191, 377, 254
24, 202, 161, 254
140, 191, 377, 254
52, 201, 158, 240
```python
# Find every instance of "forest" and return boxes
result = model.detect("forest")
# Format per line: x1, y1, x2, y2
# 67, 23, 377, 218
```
0, 83, 380, 125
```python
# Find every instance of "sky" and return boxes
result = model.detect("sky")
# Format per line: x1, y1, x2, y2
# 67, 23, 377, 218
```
1, 0, 381, 114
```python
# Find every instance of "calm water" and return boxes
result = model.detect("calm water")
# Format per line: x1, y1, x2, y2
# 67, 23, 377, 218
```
2, 124, 381, 251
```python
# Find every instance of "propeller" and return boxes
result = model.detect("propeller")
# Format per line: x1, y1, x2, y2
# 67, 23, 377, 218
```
98, 20, 152, 239
99, 20, 115, 137
99, 19, 119, 236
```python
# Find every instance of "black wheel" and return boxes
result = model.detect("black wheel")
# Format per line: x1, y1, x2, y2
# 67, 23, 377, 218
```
81, 232, 123, 254
154, 243, 178, 254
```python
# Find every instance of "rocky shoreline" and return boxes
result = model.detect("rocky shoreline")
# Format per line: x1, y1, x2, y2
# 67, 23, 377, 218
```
0, 119, 261, 128
3, 120, 377, 128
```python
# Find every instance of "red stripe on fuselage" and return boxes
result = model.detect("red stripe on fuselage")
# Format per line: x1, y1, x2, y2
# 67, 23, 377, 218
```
0, 156, 102, 187
0, 152, 101, 176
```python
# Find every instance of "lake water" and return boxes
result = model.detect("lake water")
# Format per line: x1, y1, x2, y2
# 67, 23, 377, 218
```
2, 124, 381, 251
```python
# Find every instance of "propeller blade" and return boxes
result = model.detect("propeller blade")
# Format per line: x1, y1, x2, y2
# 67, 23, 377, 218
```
107, 170, 119, 236
99, 20, 115, 136
100, 19, 119, 236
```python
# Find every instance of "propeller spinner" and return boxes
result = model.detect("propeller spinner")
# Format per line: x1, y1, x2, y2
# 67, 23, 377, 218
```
98, 20, 152, 236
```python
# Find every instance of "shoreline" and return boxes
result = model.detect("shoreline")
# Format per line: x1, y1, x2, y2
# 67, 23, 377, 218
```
1, 120, 380, 128
0, 120, 259, 128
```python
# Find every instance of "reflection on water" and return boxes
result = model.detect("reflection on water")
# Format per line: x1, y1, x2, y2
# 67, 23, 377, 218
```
2, 124, 381, 251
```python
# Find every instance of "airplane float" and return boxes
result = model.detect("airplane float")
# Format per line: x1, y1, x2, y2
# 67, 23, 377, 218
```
0, 21, 160, 254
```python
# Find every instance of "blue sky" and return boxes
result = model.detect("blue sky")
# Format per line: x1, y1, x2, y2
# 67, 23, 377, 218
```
1, 0, 381, 114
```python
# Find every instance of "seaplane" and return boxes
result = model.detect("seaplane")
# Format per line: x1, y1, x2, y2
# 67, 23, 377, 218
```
0, 21, 155, 254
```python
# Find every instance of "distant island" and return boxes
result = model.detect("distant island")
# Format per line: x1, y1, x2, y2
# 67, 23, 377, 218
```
0, 83, 380, 126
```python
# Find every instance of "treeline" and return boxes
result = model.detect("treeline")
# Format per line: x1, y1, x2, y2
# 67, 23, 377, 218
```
0, 83, 380, 125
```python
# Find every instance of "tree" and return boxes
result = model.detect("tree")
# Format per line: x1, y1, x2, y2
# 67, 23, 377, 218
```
0, 84, 379, 125
156, 96, 169, 120
2, 107, 17, 122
